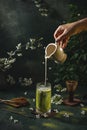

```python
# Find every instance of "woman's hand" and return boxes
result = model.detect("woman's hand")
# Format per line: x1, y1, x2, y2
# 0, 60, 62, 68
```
54, 22, 76, 48
54, 18, 87, 49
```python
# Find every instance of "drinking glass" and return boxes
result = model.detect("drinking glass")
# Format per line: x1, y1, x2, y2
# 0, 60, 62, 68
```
36, 82, 51, 114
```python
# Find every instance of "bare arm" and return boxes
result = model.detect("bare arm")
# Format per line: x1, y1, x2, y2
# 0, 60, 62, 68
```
73, 18, 87, 34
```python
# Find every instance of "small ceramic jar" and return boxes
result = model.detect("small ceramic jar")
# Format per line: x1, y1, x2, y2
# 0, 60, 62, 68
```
45, 43, 67, 63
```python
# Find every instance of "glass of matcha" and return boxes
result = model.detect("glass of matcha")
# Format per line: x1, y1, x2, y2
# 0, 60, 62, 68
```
36, 82, 51, 114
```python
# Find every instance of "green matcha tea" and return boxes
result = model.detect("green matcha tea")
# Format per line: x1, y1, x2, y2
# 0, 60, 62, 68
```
36, 84, 51, 114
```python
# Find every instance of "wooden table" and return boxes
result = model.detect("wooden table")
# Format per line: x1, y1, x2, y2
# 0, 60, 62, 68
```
0, 85, 87, 130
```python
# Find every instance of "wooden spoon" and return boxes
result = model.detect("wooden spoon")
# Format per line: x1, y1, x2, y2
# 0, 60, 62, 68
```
0, 97, 30, 108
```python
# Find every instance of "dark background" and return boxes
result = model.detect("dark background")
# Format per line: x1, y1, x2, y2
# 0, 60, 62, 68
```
0, 0, 87, 88
0, 1, 87, 130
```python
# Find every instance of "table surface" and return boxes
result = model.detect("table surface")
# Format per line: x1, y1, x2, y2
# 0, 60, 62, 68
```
0, 85, 87, 130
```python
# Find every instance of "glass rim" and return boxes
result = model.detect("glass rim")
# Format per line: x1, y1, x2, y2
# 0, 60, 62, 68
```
36, 82, 51, 87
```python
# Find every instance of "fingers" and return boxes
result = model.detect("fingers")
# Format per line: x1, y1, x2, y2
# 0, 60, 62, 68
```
62, 40, 68, 49
54, 27, 66, 42
56, 40, 68, 49
54, 24, 71, 48
54, 26, 64, 39
56, 35, 69, 49
54, 26, 69, 49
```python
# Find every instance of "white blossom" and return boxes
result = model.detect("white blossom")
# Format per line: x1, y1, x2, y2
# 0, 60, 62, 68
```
35, 4, 41, 8
77, 13, 80, 16
43, 113, 48, 118
61, 88, 67, 92
26, 42, 30, 50
53, 109, 59, 113
48, 67, 52, 70
24, 91, 28, 95
16, 43, 22, 50
17, 53, 22, 56
30, 38, 36, 44
33, 98, 35, 102
42, 61, 45, 64
51, 94, 63, 105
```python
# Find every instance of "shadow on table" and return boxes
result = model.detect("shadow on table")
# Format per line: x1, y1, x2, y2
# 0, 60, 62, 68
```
0, 119, 23, 130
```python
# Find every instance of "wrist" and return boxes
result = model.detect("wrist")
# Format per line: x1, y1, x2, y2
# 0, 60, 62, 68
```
74, 18, 87, 33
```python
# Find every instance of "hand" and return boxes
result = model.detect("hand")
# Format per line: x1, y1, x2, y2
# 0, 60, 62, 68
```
54, 23, 76, 48
54, 18, 87, 48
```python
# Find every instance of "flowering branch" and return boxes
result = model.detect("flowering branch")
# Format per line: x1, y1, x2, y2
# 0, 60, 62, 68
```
0, 37, 43, 72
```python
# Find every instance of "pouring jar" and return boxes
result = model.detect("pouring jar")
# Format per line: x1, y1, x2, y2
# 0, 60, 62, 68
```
45, 43, 67, 63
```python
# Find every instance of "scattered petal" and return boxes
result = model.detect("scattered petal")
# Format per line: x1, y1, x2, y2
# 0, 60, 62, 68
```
63, 113, 70, 118
14, 119, 19, 124
9, 116, 14, 121
36, 114, 40, 119
80, 103, 84, 107
29, 107, 34, 111
81, 110, 85, 115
